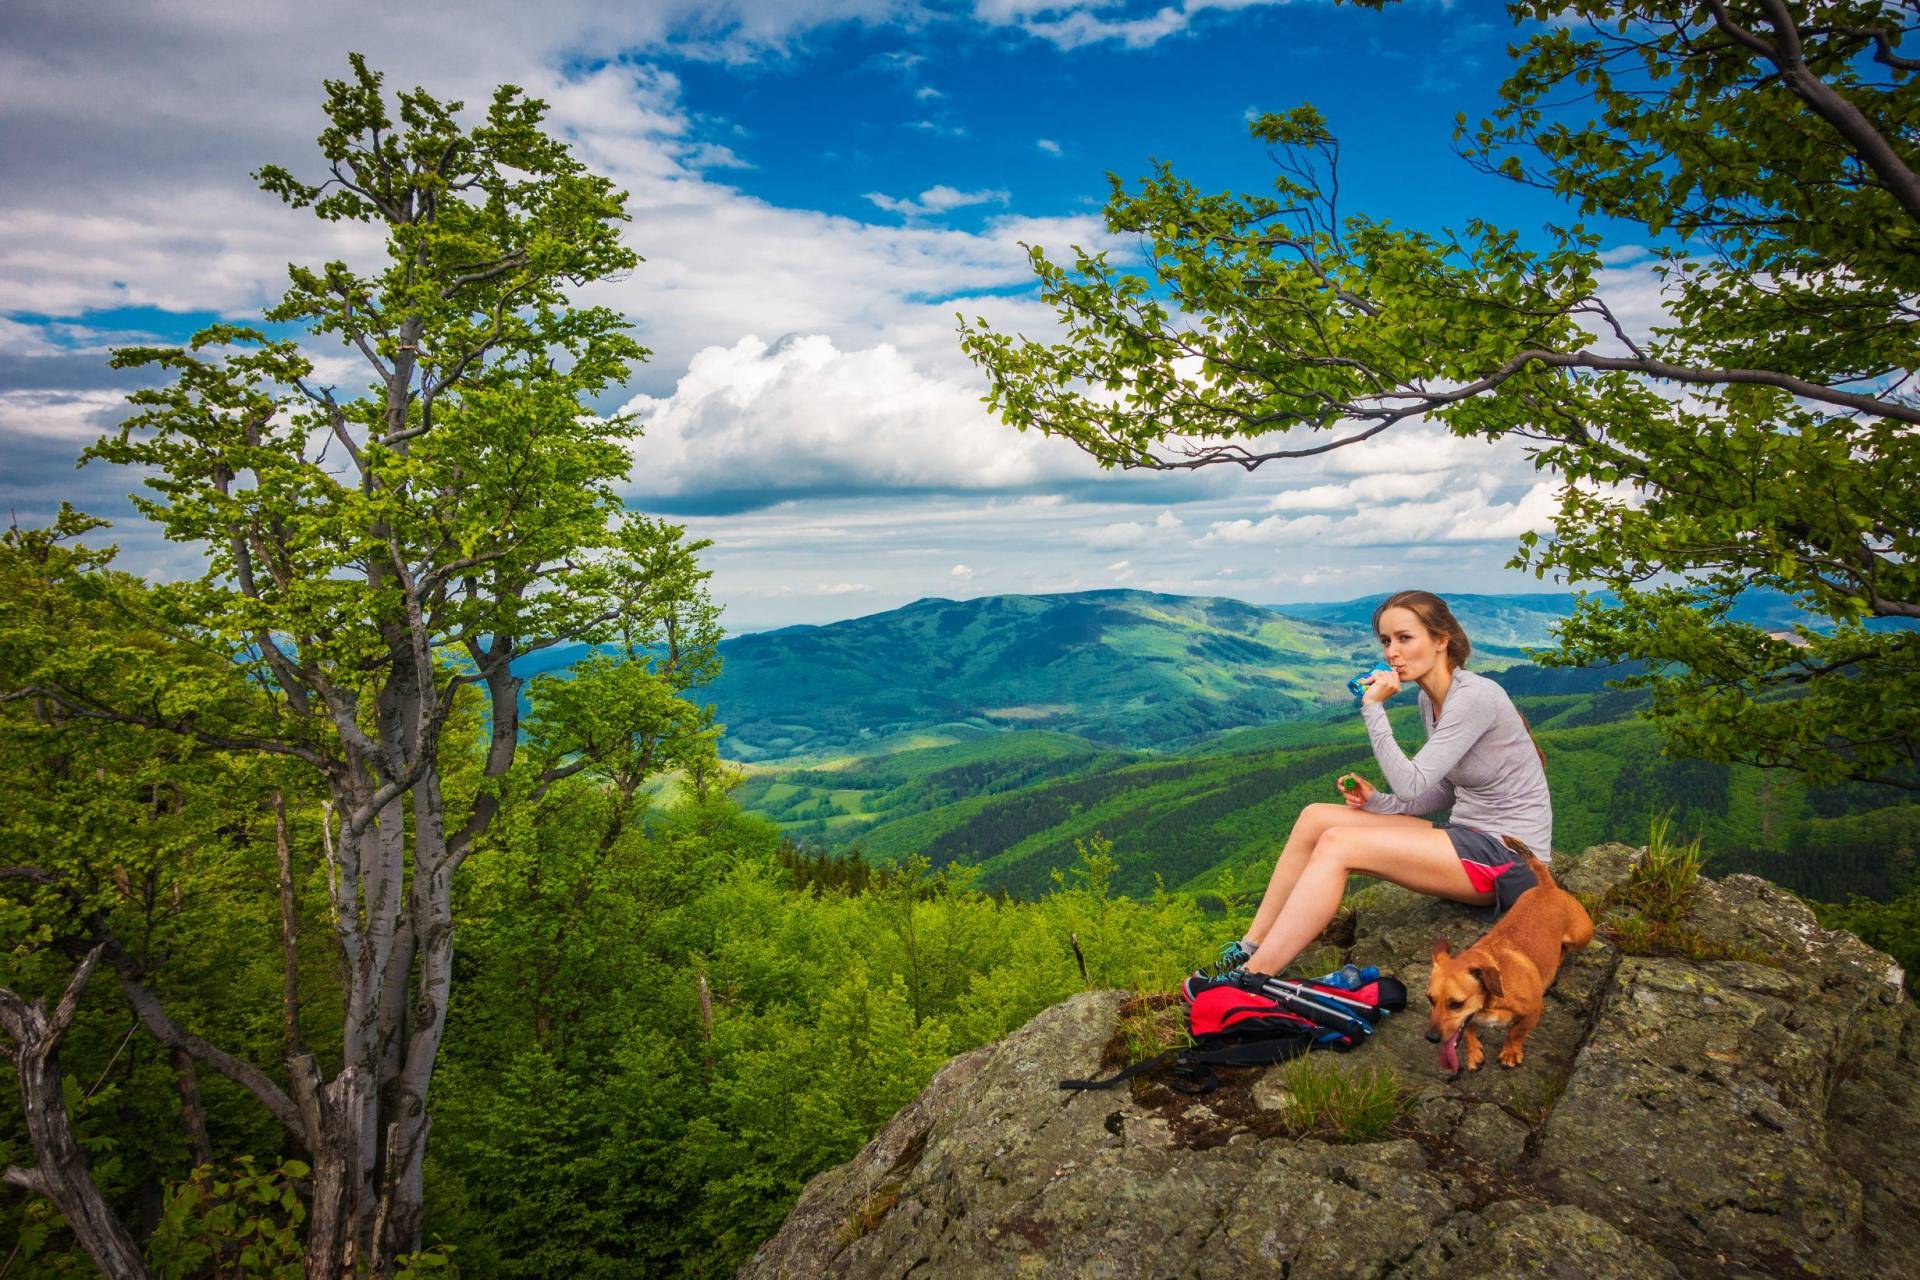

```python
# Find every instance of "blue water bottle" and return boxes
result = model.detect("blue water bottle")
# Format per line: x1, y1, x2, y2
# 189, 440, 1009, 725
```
1318, 964, 1381, 990
1346, 664, 1393, 702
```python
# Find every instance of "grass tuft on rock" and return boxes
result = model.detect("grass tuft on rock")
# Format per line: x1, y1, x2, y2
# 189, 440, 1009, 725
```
1592, 814, 1784, 965
1276, 1058, 1407, 1143
836, 1180, 904, 1248
1114, 991, 1187, 1066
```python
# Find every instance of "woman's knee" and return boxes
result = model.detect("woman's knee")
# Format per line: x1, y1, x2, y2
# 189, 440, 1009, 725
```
1310, 824, 1362, 866
1293, 802, 1345, 840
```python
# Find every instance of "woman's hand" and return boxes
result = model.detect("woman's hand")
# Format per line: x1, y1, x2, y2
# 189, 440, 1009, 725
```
1361, 667, 1402, 705
1337, 773, 1376, 808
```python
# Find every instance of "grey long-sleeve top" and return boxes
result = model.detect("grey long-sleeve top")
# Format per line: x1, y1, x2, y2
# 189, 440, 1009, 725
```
1358, 668, 1554, 860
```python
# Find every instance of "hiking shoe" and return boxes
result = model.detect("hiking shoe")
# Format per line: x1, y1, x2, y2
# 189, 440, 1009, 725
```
1190, 939, 1253, 983
1180, 966, 1267, 1004
1181, 940, 1254, 1002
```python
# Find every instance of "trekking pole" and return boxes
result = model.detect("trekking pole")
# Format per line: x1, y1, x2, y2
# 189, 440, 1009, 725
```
1253, 977, 1372, 1038
1263, 978, 1377, 1015
1069, 932, 1090, 989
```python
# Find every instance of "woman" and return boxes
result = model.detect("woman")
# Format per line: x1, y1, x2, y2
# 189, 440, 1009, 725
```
1191, 590, 1552, 989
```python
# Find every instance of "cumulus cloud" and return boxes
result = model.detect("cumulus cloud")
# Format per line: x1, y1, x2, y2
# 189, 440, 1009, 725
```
1080, 509, 1185, 548
1317, 425, 1493, 477
971, 0, 1291, 50
950, 563, 976, 580
1204, 480, 1561, 548
1036, 137, 1063, 155
0, 6, 1128, 390
865, 185, 1012, 218
616, 333, 1100, 504
1264, 471, 1453, 511
0, 388, 135, 443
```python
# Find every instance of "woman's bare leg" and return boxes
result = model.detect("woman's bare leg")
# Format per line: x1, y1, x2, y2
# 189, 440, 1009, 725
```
1243, 823, 1491, 976
1243, 804, 1431, 947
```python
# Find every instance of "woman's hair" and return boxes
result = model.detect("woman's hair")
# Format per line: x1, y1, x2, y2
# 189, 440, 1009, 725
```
1370, 590, 1470, 670
1370, 589, 1547, 771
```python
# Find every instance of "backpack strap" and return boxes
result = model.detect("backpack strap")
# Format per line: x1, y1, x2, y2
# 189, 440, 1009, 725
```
1058, 1049, 1180, 1092
1058, 1034, 1316, 1093
1185, 1038, 1313, 1069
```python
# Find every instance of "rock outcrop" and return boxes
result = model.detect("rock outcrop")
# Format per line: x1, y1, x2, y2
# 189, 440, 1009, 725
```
741, 844, 1915, 1279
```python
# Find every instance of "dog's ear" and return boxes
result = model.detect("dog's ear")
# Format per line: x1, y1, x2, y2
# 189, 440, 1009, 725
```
1431, 937, 1453, 964
1471, 962, 1504, 998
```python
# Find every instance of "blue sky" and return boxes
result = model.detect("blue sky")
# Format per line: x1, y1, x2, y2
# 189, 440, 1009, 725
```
0, 0, 1662, 633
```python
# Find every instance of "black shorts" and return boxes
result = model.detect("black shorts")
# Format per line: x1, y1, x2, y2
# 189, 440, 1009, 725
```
1437, 821, 1539, 915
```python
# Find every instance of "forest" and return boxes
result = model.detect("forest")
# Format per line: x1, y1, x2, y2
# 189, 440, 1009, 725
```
5, 1, 1919, 1276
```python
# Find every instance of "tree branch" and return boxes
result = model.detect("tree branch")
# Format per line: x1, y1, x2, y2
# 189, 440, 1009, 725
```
1711, 0, 1920, 224
4, 687, 328, 766
104, 948, 304, 1138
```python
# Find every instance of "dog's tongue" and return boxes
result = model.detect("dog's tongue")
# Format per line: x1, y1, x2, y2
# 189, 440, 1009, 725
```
1438, 1029, 1462, 1075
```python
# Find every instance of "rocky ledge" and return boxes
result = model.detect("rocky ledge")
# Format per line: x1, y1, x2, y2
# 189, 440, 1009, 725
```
740, 844, 1917, 1280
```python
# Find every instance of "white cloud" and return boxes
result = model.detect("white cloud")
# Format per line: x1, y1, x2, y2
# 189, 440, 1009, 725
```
616, 333, 1100, 500
915, 85, 944, 100
1263, 483, 1349, 512
1204, 480, 1560, 548
971, 0, 1291, 50
761, 580, 875, 597
0, 13, 1129, 394
1036, 137, 1063, 155
950, 563, 976, 580
0, 388, 134, 442
1318, 425, 1491, 477
864, 185, 1012, 219
0, 316, 59, 355
0, 189, 386, 317
1265, 471, 1447, 511
1079, 508, 1185, 548
1587, 258, 1674, 358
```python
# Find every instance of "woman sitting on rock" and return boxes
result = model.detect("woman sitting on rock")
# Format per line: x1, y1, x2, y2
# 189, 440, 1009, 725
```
1190, 589, 1552, 991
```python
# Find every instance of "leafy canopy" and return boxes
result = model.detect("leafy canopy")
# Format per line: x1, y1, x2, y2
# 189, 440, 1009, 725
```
960, 0, 1919, 788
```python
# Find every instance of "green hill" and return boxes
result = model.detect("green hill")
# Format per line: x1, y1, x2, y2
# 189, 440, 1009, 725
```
1269, 586, 1919, 646
706, 589, 1393, 761
738, 682, 1920, 905
535, 585, 1911, 766
703, 588, 1551, 762
1263, 591, 1602, 648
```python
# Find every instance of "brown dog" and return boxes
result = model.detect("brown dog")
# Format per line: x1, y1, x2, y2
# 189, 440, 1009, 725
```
1425, 837, 1593, 1073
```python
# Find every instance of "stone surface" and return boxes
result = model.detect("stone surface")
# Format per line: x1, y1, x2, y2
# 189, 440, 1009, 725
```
741, 845, 1919, 1280
1529, 871, 1908, 1278
1450, 1104, 1529, 1171
1395, 1201, 1681, 1279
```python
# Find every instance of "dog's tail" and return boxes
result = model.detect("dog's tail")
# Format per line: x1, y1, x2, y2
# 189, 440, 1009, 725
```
1500, 835, 1556, 891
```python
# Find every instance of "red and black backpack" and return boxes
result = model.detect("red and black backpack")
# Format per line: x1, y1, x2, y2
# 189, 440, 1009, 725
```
1059, 973, 1408, 1094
